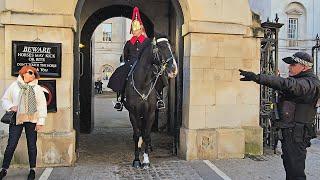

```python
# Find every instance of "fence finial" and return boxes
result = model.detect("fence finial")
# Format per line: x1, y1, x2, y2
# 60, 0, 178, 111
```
275, 13, 279, 23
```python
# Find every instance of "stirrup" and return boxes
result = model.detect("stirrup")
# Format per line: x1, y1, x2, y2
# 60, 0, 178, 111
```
114, 102, 123, 111
156, 99, 165, 109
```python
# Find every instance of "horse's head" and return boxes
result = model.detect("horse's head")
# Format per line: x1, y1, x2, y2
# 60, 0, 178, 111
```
153, 37, 178, 78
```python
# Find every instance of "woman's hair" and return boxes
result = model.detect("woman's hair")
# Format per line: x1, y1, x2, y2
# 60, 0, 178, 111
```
18, 66, 40, 79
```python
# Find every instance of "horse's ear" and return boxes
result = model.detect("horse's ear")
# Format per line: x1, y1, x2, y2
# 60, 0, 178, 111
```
154, 32, 167, 39
152, 37, 156, 45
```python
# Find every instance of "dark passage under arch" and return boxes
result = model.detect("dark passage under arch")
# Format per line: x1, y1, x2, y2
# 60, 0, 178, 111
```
79, 5, 154, 133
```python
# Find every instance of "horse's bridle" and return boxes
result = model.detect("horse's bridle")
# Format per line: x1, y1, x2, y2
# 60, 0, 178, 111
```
153, 38, 175, 64
131, 37, 174, 101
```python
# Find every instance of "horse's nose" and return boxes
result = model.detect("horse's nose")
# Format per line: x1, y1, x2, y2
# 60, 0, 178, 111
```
168, 72, 177, 78
168, 61, 178, 78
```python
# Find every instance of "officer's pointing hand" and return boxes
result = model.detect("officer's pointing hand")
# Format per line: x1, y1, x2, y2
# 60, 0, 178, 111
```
239, 69, 259, 82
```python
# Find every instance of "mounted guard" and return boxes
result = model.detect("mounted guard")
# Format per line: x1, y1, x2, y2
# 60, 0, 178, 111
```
109, 6, 178, 169
108, 7, 166, 111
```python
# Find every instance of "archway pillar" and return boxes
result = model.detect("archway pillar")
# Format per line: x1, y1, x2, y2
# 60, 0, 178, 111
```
179, 19, 264, 160
0, 1, 77, 166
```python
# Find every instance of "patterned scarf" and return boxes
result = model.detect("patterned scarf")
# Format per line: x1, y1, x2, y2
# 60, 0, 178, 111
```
17, 81, 37, 115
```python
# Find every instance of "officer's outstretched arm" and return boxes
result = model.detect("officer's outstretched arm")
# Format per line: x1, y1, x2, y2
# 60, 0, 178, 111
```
259, 74, 309, 96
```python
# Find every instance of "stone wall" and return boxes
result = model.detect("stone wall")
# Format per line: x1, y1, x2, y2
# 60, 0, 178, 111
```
179, 0, 263, 160
0, 0, 76, 167
79, 0, 170, 34
0, 0, 264, 167
0, 24, 5, 132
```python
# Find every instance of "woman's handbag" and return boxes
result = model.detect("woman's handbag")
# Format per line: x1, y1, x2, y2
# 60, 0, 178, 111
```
1, 111, 16, 125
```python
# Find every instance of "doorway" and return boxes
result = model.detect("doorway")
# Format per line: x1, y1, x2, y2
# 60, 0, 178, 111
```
74, 1, 184, 162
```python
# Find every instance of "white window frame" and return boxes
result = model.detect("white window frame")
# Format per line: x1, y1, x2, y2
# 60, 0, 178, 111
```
288, 18, 298, 39
102, 23, 112, 42
285, 2, 305, 47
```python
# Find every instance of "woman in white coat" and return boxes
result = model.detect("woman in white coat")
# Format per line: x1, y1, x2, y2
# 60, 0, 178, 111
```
0, 66, 47, 180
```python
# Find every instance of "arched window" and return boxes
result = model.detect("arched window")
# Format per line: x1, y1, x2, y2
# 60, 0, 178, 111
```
285, 2, 306, 47
101, 64, 114, 81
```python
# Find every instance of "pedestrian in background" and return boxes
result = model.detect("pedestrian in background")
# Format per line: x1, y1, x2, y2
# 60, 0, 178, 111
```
239, 52, 320, 180
0, 66, 47, 180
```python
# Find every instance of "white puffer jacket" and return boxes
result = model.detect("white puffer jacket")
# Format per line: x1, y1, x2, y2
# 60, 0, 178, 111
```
1, 76, 47, 125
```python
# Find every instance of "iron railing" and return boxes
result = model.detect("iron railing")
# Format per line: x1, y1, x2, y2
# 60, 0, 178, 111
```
259, 15, 283, 148
316, 109, 320, 133
313, 34, 320, 133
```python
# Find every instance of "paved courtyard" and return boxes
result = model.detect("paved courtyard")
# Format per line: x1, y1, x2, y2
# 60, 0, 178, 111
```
3, 95, 320, 180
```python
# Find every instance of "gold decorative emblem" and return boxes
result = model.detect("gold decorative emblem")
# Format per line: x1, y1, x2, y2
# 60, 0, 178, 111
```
131, 15, 141, 32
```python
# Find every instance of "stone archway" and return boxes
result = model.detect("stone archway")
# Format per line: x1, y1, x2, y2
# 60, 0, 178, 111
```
73, 0, 185, 155
0, 0, 263, 167
79, 5, 155, 134
72, 0, 263, 161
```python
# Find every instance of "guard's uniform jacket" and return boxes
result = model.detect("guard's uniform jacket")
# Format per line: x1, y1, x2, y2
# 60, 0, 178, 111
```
258, 69, 320, 180
108, 35, 150, 92
123, 35, 148, 64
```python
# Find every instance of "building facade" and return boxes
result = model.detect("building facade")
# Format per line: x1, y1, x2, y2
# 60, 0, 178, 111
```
249, 0, 320, 76
92, 18, 131, 91
0, 0, 263, 167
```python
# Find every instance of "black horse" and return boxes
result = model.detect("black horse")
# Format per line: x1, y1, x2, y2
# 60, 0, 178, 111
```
123, 36, 178, 169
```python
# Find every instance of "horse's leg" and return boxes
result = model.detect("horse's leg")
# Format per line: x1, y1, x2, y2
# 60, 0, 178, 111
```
129, 112, 142, 168
142, 109, 155, 169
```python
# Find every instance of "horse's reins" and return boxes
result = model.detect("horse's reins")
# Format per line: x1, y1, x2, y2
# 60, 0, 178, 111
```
131, 38, 173, 101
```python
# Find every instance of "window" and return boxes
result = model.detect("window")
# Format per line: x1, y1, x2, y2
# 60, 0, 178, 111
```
286, 2, 305, 47
288, 18, 298, 39
102, 64, 114, 80
102, 23, 112, 42
288, 18, 298, 47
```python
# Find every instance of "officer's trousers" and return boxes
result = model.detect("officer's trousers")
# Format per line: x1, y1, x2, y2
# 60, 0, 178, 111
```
281, 128, 308, 180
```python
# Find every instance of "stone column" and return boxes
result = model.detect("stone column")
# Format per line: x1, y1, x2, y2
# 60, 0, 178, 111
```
0, 23, 5, 135
179, 0, 263, 160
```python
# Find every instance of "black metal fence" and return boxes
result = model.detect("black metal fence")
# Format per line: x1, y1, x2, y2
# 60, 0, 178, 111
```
313, 34, 320, 133
316, 109, 320, 133
259, 16, 283, 148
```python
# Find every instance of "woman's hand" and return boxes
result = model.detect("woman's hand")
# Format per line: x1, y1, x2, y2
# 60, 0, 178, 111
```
9, 106, 18, 112
35, 125, 44, 131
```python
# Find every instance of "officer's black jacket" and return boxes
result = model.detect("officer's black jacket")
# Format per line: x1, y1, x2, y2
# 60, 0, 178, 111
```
258, 70, 320, 126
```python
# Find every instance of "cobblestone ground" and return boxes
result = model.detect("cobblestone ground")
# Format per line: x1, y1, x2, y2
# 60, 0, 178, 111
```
48, 96, 204, 179
212, 138, 320, 180
77, 127, 176, 165
49, 127, 202, 180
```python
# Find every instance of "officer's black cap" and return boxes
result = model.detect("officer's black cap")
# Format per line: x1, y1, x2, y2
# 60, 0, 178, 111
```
282, 52, 313, 67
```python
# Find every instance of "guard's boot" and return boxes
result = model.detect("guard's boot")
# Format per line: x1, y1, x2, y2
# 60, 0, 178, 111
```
114, 102, 123, 111
156, 99, 165, 109
27, 169, 35, 180
0, 169, 7, 180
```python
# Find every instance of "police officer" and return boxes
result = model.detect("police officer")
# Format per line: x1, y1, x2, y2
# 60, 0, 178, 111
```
110, 7, 165, 111
239, 52, 320, 180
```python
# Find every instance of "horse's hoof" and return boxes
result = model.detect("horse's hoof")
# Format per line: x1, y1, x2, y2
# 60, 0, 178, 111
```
142, 163, 150, 169
132, 160, 141, 168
